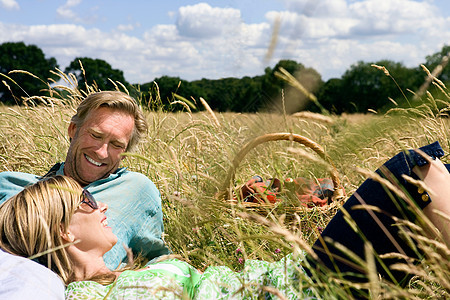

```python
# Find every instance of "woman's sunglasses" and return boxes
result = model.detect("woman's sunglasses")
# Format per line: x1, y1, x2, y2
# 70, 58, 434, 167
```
79, 189, 98, 210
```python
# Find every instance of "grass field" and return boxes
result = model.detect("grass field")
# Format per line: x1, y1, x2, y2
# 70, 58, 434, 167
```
0, 70, 449, 298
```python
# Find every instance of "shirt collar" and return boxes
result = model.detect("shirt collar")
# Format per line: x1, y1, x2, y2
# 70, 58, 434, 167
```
57, 162, 127, 184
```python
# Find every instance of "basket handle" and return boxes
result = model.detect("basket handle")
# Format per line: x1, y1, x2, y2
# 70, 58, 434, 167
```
220, 133, 344, 200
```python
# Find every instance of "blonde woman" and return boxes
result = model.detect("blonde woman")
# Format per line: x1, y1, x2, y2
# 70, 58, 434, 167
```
0, 175, 314, 299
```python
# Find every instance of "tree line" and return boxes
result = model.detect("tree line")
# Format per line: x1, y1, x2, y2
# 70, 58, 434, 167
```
0, 41, 448, 114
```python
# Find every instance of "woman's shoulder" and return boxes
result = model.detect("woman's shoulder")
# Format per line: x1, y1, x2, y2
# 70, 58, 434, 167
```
66, 259, 199, 300
65, 280, 108, 300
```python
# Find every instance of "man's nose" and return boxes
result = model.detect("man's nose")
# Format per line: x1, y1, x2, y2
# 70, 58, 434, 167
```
95, 143, 109, 159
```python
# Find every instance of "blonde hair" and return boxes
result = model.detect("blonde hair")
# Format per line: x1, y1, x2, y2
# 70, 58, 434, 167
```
0, 176, 81, 284
71, 91, 148, 151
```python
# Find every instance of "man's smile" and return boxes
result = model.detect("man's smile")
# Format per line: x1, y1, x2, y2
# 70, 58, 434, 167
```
85, 154, 103, 167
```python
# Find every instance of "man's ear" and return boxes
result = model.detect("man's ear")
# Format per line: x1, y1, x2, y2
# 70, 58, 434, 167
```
68, 122, 77, 140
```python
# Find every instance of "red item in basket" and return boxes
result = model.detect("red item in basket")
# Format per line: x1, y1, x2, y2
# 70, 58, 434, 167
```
286, 177, 335, 207
238, 175, 282, 203
237, 175, 339, 207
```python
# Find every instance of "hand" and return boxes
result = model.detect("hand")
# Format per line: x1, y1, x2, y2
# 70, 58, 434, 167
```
413, 158, 450, 246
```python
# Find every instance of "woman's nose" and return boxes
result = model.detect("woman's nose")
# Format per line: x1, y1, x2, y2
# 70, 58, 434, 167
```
98, 201, 108, 213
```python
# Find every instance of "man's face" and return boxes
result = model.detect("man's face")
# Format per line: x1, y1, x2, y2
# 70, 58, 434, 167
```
64, 107, 135, 186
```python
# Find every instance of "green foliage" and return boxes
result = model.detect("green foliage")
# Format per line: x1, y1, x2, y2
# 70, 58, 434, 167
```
0, 42, 59, 104
138, 75, 267, 112
139, 60, 322, 113
321, 60, 423, 113
262, 60, 323, 114
64, 57, 130, 92
1, 41, 449, 115
139, 76, 201, 111
316, 78, 345, 114
424, 44, 450, 82
191, 77, 244, 112
189, 76, 266, 112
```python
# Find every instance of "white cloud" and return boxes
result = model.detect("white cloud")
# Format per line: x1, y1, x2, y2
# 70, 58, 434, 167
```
280, 0, 350, 19
266, 10, 356, 39
348, 0, 438, 35
175, 2, 242, 38
0, 0, 448, 85
0, 0, 19, 10
134, 3, 272, 81
276, 0, 442, 39
117, 24, 134, 32
262, 0, 450, 81
0, 22, 145, 76
281, 39, 424, 80
57, 0, 83, 22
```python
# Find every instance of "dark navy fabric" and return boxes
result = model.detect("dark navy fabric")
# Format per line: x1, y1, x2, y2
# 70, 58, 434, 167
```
307, 141, 447, 287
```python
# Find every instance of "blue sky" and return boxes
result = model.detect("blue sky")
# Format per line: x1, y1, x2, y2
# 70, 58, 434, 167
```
0, 0, 449, 84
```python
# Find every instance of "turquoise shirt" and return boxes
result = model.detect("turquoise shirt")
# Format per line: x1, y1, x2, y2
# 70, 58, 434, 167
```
0, 163, 170, 269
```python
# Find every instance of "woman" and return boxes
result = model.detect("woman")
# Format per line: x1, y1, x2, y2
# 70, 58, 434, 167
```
0, 143, 449, 299
0, 175, 314, 299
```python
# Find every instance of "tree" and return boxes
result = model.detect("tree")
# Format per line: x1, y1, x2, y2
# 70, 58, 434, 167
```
315, 78, 345, 114
138, 76, 200, 111
262, 60, 304, 101
0, 42, 59, 104
65, 57, 129, 92
424, 45, 450, 82
262, 60, 323, 113
192, 77, 248, 112
137, 60, 321, 113
230, 76, 264, 112
336, 60, 422, 113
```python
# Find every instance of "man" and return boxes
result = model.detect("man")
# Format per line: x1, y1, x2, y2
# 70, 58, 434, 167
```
0, 91, 170, 270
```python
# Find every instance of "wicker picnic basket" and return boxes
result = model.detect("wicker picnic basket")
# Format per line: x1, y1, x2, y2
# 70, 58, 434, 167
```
218, 133, 346, 216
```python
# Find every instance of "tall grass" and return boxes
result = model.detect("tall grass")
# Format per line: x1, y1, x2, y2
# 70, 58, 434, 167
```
0, 66, 449, 298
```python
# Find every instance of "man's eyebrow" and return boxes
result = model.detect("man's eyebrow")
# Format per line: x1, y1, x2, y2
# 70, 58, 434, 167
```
113, 139, 127, 147
110, 135, 128, 147
88, 128, 103, 135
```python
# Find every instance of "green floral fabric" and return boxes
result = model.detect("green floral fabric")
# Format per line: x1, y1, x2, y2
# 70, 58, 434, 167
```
65, 253, 316, 299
